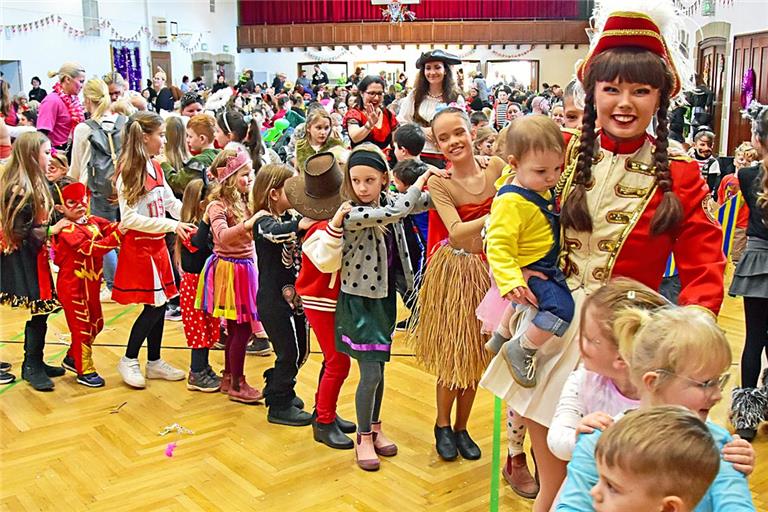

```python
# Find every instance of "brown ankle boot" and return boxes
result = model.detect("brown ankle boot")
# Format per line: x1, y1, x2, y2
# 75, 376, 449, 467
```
502, 453, 539, 499
228, 376, 263, 404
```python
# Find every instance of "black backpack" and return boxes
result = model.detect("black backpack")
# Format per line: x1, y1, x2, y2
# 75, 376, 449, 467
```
86, 115, 126, 203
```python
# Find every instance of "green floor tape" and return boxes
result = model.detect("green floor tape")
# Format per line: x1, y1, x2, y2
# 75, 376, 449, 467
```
490, 396, 502, 511
0, 304, 137, 396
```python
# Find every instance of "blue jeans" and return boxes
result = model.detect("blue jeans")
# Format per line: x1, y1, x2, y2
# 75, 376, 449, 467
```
90, 196, 118, 290
526, 263, 574, 337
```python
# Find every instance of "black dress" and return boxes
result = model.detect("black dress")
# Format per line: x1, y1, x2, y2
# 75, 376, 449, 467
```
0, 201, 59, 315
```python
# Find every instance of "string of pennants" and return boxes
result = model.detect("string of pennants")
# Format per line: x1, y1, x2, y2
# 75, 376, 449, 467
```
1, 14, 204, 53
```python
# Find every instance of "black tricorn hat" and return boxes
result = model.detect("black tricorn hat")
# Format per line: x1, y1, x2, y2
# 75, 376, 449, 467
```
416, 49, 462, 69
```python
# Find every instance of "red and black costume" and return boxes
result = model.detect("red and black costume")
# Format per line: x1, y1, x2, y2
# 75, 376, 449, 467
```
52, 183, 122, 375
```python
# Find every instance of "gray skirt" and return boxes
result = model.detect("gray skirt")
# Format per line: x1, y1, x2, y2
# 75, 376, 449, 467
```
729, 238, 768, 298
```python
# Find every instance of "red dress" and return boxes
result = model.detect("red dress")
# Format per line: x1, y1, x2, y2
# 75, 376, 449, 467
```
53, 217, 122, 374
112, 161, 180, 305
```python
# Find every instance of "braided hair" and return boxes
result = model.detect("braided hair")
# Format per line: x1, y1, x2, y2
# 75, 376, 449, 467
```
561, 48, 683, 236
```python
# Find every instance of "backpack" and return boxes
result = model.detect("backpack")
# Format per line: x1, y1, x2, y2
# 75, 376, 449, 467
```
86, 115, 126, 203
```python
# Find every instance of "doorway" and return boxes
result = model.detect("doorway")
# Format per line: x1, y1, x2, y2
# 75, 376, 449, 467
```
151, 51, 173, 87
697, 37, 727, 151
0, 61, 23, 96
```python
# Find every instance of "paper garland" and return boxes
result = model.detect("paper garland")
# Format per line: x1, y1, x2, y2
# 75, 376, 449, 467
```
1, 13, 205, 53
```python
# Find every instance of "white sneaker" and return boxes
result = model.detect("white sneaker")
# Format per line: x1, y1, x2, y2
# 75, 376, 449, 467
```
118, 357, 146, 388
100, 287, 115, 303
146, 359, 185, 381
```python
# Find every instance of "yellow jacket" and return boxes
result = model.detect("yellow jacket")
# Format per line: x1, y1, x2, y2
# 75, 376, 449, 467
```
486, 185, 554, 296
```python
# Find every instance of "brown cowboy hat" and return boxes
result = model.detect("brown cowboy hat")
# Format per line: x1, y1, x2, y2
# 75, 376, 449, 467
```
285, 152, 344, 220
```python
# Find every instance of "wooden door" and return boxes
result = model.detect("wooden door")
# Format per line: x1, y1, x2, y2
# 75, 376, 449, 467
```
697, 38, 726, 150
151, 51, 173, 86
728, 31, 768, 153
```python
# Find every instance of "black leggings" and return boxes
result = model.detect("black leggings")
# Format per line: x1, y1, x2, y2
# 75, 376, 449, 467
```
259, 301, 309, 409
740, 297, 768, 388
125, 304, 165, 361
190, 348, 210, 373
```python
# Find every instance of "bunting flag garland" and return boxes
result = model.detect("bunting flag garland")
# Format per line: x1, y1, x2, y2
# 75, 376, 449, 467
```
1, 13, 205, 53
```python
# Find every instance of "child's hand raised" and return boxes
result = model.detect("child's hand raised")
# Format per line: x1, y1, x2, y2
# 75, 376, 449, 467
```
425, 164, 452, 180
504, 286, 538, 308
575, 412, 614, 436
331, 202, 353, 228
722, 434, 756, 476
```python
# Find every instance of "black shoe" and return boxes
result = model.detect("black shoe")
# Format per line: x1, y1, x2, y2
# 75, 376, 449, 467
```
435, 425, 458, 461
0, 361, 11, 372
313, 419, 354, 449
246, 336, 272, 356
22, 363, 54, 391
455, 430, 481, 460
61, 356, 77, 374
336, 415, 356, 434
0, 370, 16, 385
268, 405, 312, 427
43, 362, 65, 377
292, 395, 305, 410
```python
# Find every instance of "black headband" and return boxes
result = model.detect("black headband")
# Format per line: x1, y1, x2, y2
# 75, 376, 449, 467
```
348, 150, 388, 174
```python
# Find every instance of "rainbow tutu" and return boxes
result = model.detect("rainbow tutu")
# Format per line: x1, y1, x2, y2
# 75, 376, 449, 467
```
195, 255, 259, 323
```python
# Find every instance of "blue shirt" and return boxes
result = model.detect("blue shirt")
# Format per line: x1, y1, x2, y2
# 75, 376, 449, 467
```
556, 421, 755, 512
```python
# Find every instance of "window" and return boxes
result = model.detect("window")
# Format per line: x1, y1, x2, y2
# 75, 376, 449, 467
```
82, 0, 100, 37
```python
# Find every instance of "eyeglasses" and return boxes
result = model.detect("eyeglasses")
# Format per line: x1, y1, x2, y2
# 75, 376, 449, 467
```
364, 91, 384, 97
655, 369, 730, 392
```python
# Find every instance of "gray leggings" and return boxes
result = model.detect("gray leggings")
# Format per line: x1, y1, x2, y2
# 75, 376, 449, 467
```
355, 360, 385, 433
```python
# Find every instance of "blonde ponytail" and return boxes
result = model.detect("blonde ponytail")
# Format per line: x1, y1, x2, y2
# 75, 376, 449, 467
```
48, 62, 85, 82
83, 78, 110, 122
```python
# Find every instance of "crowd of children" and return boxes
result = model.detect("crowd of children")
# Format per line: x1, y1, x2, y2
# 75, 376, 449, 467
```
0, 0, 766, 508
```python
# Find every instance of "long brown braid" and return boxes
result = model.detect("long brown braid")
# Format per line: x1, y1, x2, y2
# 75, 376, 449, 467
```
649, 93, 683, 235
560, 88, 597, 232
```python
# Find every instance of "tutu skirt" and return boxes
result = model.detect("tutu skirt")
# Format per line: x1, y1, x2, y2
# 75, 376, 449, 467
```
195, 255, 259, 323
476, 273, 510, 334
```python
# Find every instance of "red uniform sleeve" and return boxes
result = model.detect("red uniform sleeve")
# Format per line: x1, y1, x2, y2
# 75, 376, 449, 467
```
670, 159, 725, 314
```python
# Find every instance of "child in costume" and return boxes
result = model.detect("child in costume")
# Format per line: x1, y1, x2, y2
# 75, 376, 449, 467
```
113, 111, 195, 389
408, 107, 504, 462
716, 142, 758, 263
336, 143, 433, 471
175, 179, 221, 392
0, 132, 68, 390
196, 148, 262, 403
54, 182, 122, 387
492, 85, 513, 131
295, 107, 345, 172
484, 116, 575, 388
290, 152, 356, 449
251, 163, 318, 425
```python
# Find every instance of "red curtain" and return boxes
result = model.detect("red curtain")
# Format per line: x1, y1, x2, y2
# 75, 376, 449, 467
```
239, 1, 581, 25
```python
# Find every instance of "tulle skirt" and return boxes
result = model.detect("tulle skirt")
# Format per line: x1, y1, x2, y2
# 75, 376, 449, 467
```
195, 255, 259, 323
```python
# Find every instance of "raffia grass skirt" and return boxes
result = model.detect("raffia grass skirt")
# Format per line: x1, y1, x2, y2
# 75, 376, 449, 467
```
406, 244, 491, 389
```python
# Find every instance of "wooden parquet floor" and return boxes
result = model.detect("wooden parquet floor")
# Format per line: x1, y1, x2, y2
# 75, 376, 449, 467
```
1, 272, 767, 511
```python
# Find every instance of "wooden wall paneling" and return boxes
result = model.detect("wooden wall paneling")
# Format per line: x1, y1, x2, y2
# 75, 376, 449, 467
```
728, 31, 768, 153
698, 38, 726, 151
238, 20, 590, 49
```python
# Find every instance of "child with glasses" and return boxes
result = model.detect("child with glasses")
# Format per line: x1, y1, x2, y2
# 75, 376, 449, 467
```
556, 304, 756, 511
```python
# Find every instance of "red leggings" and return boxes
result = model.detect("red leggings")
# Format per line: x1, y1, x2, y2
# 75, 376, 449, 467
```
306, 308, 351, 424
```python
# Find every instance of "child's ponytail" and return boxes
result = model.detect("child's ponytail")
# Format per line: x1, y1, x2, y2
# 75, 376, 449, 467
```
118, 111, 163, 207
174, 178, 208, 268
243, 114, 264, 173
614, 307, 652, 367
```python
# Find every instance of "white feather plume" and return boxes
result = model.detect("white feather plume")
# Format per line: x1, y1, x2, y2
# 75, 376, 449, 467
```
580, 0, 697, 102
